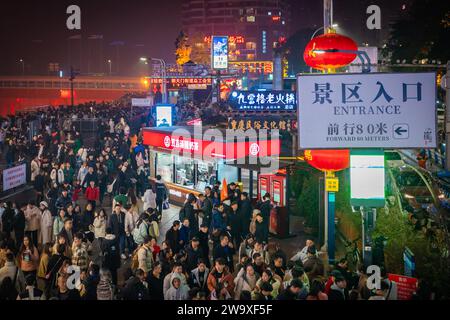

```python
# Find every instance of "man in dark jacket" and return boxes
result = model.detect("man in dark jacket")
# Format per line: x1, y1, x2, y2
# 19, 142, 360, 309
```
238, 192, 253, 237
254, 213, 268, 244
213, 234, 235, 273
328, 275, 348, 300
82, 263, 100, 300
228, 201, 242, 247
277, 279, 303, 300
109, 204, 127, 259
121, 269, 150, 300
165, 220, 181, 254
184, 194, 198, 236
155, 175, 167, 216
185, 237, 204, 272
199, 192, 212, 226
1, 202, 15, 239
147, 262, 164, 300
102, 227, 121, 285
196, 224, 210, 268
55, 189, 72, 210
12, 203, 26, 252
34, 171, 46, 203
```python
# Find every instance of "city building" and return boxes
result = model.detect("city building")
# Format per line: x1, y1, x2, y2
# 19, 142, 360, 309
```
181, 0, 291, 66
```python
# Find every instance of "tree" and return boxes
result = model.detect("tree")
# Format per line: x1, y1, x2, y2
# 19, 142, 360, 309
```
383, 0, 450, 63
175, 31, 191, 66
189, 34, 211, 66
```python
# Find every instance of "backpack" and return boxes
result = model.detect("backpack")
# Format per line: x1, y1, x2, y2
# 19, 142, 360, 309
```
149, 221, 160, 238
131, 245, 149, 271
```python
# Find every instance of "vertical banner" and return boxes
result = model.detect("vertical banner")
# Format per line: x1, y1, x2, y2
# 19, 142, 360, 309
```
155, 104, 173, 127
211, 36, 229, 70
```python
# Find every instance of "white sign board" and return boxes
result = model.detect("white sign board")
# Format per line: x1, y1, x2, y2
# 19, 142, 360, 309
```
132, 98, 152, 107
211, 36, 228, 70
2, 164, 27, 191
297, 72, 436, 149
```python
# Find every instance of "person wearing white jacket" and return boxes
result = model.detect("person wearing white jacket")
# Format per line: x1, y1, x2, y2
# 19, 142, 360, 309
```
57, 164, 65, 185
124, 205, 140, 254
30, 157, 40, 182
142, 188, 157, 212
39, 201, 53, 245
93, 210, 107, 239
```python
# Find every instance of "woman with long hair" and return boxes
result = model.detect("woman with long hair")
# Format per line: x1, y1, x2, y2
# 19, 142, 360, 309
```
17, 235, 39, 284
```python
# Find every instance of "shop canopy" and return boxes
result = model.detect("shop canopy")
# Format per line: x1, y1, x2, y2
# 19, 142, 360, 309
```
143, 126, 280, 161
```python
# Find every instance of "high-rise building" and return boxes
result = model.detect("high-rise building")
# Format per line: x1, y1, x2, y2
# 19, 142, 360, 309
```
181, 0, 291, 63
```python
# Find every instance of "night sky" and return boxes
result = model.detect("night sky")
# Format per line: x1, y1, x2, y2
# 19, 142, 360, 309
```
0, 0, 407, 76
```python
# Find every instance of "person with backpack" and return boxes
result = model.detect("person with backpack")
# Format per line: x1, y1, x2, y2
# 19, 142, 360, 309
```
155, 175, 168, 217
132, 213, 150, 246
133, 236, 155, 275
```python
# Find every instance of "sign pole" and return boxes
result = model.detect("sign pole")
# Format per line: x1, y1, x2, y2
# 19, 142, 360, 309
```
445, 61, 450, 171
327, 190, 335, 264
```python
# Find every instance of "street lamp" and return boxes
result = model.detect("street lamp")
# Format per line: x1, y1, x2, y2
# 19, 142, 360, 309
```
107, 59, 112, 75
19, 59, 25, 75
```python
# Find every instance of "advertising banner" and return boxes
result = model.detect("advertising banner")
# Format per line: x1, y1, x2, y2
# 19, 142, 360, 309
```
2, 164, 27, 191
211, 36, 228, 70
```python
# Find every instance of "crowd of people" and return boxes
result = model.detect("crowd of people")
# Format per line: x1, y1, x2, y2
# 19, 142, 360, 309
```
0, 101, 400, 301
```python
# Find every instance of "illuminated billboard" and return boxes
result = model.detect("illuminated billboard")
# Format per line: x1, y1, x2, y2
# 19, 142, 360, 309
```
350, 149, 385, 207
156, 104, 173, 127
211, 36, 228, 70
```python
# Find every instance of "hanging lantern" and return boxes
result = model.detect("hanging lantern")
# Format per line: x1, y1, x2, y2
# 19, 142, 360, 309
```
304, 149, 350, 172
304, 33, 357, 70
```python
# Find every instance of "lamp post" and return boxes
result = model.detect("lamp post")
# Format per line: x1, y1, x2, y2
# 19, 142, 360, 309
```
107, 59, 112, 75
19, 59, 25, 75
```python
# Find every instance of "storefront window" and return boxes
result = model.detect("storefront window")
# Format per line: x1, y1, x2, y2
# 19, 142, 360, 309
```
196, 161, 216, 191
175, 156, 195, 188
241, 169, 251, 193
157, 154, 173, 183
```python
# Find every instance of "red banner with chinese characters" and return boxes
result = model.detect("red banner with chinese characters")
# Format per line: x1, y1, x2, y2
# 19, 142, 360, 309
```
142, 129, 280, 160
388, 274, 418, 300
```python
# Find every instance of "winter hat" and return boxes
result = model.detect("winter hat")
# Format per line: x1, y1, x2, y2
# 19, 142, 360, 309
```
40, 201, 49, 208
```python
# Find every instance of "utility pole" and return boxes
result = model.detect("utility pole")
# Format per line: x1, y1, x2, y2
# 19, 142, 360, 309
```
445, 61, 450, 171
324, 0, 333, 33
69, 66, 80, 107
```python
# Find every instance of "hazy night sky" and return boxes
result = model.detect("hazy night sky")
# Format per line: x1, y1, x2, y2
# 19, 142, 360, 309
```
0, 0, 406, 76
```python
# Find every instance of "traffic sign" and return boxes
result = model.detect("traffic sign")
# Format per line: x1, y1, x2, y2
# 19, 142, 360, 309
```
297, 72, 437, 149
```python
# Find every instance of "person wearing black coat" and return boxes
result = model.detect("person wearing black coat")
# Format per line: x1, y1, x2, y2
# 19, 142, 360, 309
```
185, 238, 204, 272
12, 204, 26, 252
147, 262, 164, 300
82, 264, 100, 300
238, 192, 253, 237
45, 244, 70, 298
195, 224, 210, 268
101, 229, 121, 285
121, 271, 150, 300
34, 172, 46, 203
199, 191, 213, 225
259, 194, 272, 227
109, 204, 126, 258
212, 234, 235, 273
165, 220, 181, 254
277, 279, 303, 300
155, 175, 167, 216
228, 202, 242, 247
184, 195, 199, 236
254, 214, 269, 244
1, 203, 15, 239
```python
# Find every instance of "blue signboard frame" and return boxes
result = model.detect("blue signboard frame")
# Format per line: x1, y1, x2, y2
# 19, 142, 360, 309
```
155, 104, 174, 127
211, 36, 228, 70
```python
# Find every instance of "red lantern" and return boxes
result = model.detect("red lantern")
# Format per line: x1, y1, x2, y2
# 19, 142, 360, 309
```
304, 149, 350, 172
304, 33, 358, 70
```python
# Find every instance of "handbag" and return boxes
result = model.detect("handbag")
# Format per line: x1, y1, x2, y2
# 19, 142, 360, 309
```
162, 199, 170, 210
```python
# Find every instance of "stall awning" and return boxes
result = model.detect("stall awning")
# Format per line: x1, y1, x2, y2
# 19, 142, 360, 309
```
143, 126, 280, 161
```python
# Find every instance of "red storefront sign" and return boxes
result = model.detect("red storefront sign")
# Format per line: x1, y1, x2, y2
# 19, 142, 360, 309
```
143, 130, 280, 160
388, 274, 418, 300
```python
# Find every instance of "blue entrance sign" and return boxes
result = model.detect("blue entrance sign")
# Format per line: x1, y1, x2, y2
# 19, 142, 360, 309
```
229, 90, 297, 111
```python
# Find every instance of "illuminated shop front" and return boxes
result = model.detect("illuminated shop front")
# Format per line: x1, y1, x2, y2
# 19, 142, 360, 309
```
143, 126, 281, 204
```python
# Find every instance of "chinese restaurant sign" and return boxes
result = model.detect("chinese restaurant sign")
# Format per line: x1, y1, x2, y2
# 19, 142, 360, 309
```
228, 116, 297, 132
211, 36, 228, 70
229, 90, 297, 111
297, 73, 436, 149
